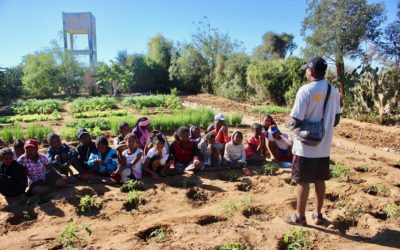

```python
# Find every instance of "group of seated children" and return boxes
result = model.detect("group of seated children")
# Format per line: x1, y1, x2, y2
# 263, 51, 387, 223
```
0, 114, 293, 200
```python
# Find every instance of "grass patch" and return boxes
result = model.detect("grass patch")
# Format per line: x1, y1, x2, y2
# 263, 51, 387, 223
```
0, 125, 24, 143
226, 113, 243, 127
71, 96, 118, 113
122, 95, 166, 108
1, 124, 53, 143
251, 105, 291, 115
25, 124, 53, 143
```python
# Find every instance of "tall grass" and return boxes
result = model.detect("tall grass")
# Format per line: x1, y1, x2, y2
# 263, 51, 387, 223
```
71, 96, 118, 113
8, 99, 63, 115
150, 108, 214, 130
226, 113, 243, 127
25, 124, 53, 142
0, 126, 24, 143
0, 124, 51, 143
250, 105, 291, 115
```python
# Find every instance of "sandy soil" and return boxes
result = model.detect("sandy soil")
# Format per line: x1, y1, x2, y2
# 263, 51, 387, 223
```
0, 94, 399, 250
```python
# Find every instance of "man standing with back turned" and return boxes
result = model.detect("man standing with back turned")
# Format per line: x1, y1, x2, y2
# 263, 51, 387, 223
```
286, 57, 341, 225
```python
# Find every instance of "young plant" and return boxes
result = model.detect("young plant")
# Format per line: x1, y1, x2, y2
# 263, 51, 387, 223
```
219, 200, 238, 219
79, 194, 100, 213
379, 203, 400, 220
344, 202, 364, 226
178, 176, 195, 188
219, 243, 249, 250
25, 195, 41, 206
337, 193, 352, 208
57, 221, 92, 249
127, 190, 145, 206
280, 228, 313, 250
226, 172, 239, 182
149, 228, 167, 243
240, 195, 254, 213
330, 163, 352, 181
25, 124, 53, 142
193, 190, 207, 201
71, 96, 118, 113
120, 180, 145, 192
22, 210, 31, 220
364, 184, 390, 197
263, 163, 279, 176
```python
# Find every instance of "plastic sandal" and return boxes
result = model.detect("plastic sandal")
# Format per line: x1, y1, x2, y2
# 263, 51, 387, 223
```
312, 212, 324, 225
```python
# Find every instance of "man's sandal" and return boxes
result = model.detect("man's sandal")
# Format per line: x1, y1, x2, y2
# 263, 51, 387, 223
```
312, 212, 324, 225
285, 212, 307, 226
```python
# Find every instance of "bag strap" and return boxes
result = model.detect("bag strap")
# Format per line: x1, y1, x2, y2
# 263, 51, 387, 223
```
321, 83, 331, 122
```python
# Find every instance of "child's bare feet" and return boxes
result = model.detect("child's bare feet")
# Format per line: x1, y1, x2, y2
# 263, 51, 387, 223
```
242, 167, 251, 176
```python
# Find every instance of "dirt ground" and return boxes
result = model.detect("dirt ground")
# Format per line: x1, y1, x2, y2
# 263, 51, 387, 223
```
0, 94, 399, 249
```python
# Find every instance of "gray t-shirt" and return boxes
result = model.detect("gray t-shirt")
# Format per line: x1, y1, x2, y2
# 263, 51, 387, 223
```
290, 80, 340, 158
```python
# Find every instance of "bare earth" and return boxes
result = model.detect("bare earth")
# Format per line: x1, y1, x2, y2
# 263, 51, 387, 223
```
0, 94, 399, 249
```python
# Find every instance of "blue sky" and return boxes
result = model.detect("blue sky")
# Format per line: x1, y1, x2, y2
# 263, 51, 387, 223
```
0, 0, 398, 67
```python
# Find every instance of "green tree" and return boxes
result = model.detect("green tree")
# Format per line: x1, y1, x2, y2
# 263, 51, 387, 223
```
96, 61, 134, 96
169, 45, 209, 93
253, 32, 297, 60
247, 57, 305, 105
22, 51, 60, 98
51, 40, 84, 96
191, 17, 243, 92
302, 0, 385, 96
0, 66, 23, 105
148, 34, 173, 69
214, 52, 251, 101
375, 3, 400, 66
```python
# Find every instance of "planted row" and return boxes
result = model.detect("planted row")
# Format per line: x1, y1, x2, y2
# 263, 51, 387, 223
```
5, 99, 63, 115
122, 94, 182, 110
70, 97, 118, 114
0, 112, 62, 123
150, 108, 214, 130
0, 124, 53, 143
250, 105, 291, 115
73, 110, 128, 118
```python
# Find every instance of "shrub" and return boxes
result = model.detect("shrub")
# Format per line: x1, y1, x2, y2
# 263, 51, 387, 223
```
250, 105, 291, 115
57, 221, 92, 249
70, 96, 118, 113
8, 99, 62, 115
25, 124, 53, 142
280, 228, 313, 250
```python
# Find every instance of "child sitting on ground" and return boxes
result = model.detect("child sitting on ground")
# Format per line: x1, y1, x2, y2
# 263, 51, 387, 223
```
189, 125, 202, 146
262, 114, 277, 134
268, 125, 293, 164
0, 148, 27, 199
198, 132, 224, 169
245, 123, 267, 165
76, 129, 98, 171
13, 139, 25, 160
46, 133, 82, 175
143, 136, 169, 179
114, 133, 143, 183
18, 139, 68, 196
224, 131, 250, 175
132, 117, 151, 149
169, 127, 202, 174
144, 130, 169, 155
114, 122, 130, 154
81, 136, 118, 184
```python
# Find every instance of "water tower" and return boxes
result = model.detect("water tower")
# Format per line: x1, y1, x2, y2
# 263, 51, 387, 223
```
62, 12, 97, 67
